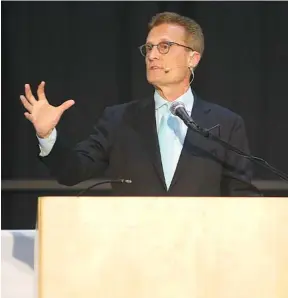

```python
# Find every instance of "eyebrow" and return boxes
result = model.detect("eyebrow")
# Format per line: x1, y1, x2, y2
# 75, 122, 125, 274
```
145, 38, 171, 44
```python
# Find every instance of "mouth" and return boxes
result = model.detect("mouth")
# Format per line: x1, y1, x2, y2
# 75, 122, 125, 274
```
149, 66, 163, 70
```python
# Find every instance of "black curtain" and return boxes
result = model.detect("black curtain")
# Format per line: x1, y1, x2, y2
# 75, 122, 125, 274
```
2, 1, 288, 228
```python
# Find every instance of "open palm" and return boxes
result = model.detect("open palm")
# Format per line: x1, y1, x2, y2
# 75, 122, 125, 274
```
20, 81, 75, 138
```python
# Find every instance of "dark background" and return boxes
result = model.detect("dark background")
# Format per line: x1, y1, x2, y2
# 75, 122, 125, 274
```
2, 1, 288, 229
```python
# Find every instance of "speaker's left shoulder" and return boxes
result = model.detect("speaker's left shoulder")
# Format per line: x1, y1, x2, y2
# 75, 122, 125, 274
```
194, 92, 243, 125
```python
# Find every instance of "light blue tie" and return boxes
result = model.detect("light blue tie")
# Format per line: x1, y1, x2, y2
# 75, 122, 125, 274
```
158, 103, 177, 189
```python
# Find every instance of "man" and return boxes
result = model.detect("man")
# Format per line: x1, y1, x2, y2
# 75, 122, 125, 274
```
20, 12, 253, 196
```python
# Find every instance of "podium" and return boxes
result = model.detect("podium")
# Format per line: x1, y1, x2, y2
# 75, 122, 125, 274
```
37, 196, 288, 298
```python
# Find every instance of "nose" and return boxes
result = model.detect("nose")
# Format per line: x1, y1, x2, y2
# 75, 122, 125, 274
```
147, 45, 160, 61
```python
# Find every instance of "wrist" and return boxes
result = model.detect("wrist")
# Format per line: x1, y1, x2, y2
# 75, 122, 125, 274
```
37, 129, 53, 139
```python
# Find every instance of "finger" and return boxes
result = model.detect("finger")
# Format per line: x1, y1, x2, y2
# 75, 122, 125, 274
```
24, 84, 37, 104
20, 95, 33, 112
59, 99, 75, 113
37, 81, 47, 101
24, 112, 33, 122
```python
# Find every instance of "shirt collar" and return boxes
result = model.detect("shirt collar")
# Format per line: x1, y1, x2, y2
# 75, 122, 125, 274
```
154, 87, 194, 112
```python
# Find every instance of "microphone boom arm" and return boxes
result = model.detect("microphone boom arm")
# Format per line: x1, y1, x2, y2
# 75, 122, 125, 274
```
184, 119, 288, 182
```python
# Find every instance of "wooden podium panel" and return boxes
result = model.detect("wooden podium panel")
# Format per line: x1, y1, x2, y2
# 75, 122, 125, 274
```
37, 197, 288, 298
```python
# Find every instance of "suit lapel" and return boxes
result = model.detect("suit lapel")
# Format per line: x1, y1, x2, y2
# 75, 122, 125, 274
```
127, 92, 217, 192
129, 97, 167, 189
169, 92, 213, 190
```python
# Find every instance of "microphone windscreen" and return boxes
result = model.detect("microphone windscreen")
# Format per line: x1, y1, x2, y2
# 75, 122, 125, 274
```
170, 101, 186, 116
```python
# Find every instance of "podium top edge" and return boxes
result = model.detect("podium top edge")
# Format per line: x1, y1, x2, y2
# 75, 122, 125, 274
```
38, 196, 288, 199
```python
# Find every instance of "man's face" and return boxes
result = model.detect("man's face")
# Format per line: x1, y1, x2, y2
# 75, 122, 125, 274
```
144, 23, 193, 87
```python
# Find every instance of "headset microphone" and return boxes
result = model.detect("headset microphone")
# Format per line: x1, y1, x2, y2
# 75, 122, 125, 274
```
164, 65, 191, 73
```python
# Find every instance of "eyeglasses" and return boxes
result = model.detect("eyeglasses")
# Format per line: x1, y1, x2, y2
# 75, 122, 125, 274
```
139, 41, 194, 57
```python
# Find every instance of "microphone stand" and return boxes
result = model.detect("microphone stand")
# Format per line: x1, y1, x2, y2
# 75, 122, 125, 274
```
77, 179, 132, 197
184, 120, 288, 182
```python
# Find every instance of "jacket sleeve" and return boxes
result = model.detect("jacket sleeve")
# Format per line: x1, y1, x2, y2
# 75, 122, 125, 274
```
220, 115, 260, 196
39, 106, 115, 186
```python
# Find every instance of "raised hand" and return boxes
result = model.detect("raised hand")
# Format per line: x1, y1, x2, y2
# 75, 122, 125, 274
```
20, 81, 75, 138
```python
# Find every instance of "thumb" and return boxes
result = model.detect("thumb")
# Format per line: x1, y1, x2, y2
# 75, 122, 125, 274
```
59, 99, 75, 112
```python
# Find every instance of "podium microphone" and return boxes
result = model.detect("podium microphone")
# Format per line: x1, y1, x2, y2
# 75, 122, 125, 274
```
77, 179, 132, 197
170, 101, 288, 182
170, 101, 194, 125
170, 101, 209, 136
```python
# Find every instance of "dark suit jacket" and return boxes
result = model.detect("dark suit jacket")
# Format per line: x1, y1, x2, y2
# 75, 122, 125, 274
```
40, 91, 254, 196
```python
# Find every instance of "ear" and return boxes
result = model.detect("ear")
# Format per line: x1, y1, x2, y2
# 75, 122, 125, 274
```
189, 51, 201, 69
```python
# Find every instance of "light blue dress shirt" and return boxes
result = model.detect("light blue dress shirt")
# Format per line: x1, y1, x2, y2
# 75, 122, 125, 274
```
154, 87, 194, 189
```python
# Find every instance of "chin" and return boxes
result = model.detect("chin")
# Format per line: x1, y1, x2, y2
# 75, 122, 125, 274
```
147, 74, 165, 86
